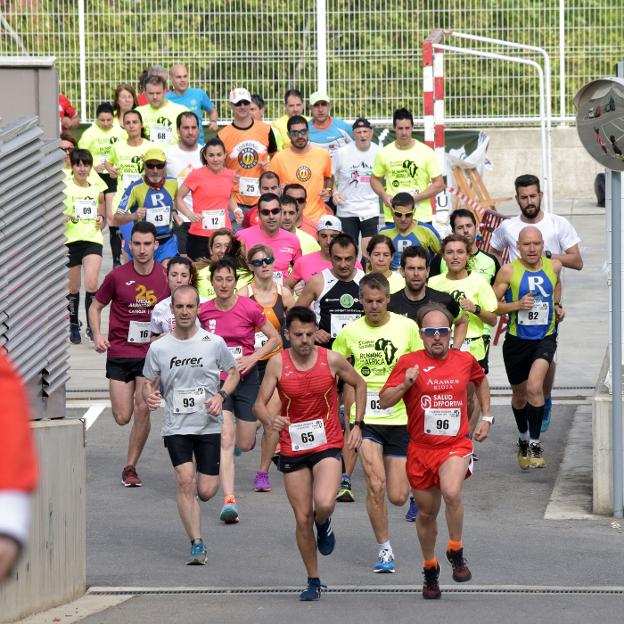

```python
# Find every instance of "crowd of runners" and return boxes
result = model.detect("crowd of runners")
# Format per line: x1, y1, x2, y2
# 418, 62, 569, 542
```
60, 64, 584, 600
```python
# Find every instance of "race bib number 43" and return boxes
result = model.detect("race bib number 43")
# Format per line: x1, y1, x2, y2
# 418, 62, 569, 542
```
288, 418, 327, 451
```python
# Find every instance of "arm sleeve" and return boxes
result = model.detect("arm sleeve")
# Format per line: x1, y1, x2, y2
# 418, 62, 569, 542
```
142, 345, 160, 381
331, 329, 350, 357
201, 92, 214, 113
116, 183, 137, 214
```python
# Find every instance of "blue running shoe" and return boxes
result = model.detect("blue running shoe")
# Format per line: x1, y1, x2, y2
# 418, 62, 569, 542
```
220, 502, 239, 524
541, 398, 552, 432
187, 541, 207, 565
405, 496, 418, 522
299, 577, 326, 601
315, 516, 335, 555
374, 548, 396, 573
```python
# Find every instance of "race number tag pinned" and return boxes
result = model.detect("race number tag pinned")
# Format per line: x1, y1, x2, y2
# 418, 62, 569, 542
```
254, 331, 268, 352
366, 390, 392, 417
288, 418, 327, 451
330, 313, 361, 338
272, 271, 284, 285
173, 387, 205, 414
424, 408, 461, 436
202, 209, 226, 230
145, 206, 170, 226
150, 124, 173, 144
518, 301, 549, 325
74, 199, 97, 220
239, 176, 260, 197
228, 345, 243, 360
127, 321, 151, 343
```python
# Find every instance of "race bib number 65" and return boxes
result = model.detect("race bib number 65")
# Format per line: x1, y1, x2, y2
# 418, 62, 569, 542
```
288, 418, 327, 451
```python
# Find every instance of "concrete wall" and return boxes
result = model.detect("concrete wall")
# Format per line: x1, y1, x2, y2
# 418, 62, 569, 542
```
592, 352, 614, 515
483, 126, 603, 199
0, 420, 86, 623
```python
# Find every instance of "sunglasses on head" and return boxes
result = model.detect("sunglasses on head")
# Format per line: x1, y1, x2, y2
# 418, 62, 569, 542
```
259, 208, 281, 216
250, 256, 275, 267
233, 100, 250, 107
288, 128, 309, 136
393, 210, 414, 218
145, 162, 166, 169
421, 326, 450, 337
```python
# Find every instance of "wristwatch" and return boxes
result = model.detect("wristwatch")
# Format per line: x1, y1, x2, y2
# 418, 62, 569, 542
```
353, 420, 365, 429
481, 415, 495, 424
545, 250, 552, 259
474, 304, 481, 316
217, 389, 229, 401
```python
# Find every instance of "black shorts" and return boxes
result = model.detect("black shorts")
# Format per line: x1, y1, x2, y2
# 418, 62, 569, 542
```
339, 216, 379, 241
163, 433, 221, 475
222, 367, 259, 422
186, 232, 211, 261
173, 221, 191, 255
106, 357, 145, 383
256, 359, 268, 384
480, 334, 491, 375
502, 333, 558, 386
66, 241, 103, 267
277, 448, 342, 474
361, 423, 409, 457
99, 172, 118, 195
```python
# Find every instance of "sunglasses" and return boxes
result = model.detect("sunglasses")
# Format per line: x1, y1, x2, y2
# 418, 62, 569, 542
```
288, 129, 309, 137
421, 326, 451, 337
233, 100, 250, 107
286, 196, 306, 204
61, 146, 74, 153
250, 256, 275, 267
145, 162, 166, 169
393, 210, 414, 218
259, 208, 281, 216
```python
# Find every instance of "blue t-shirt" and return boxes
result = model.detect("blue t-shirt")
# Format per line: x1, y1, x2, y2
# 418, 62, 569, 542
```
166, 88, 214, 143
308, 117, 353, 155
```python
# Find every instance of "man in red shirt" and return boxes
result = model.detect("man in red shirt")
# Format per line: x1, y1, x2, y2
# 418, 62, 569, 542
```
89, 221, 169, 487
380, 303, 492, 600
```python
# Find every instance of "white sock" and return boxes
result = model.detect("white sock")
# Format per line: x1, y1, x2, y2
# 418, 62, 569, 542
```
529, 438, 540, 446
378, 541, 392, 552
519, 431, 530, 442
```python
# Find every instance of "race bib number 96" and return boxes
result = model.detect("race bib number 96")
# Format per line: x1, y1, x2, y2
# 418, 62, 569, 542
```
424, 408, 461, 436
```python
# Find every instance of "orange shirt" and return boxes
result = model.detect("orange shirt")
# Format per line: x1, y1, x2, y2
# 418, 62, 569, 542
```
268, 146, 332, 225
218, 120, 273, 207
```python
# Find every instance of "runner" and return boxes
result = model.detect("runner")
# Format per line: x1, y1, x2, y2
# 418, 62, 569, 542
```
241, 171, 282, 229
307, 91, 353, 155
380, 303, 492, 599
239, 244, 296, 492
112, 84, 138, 129
333, 273, 420, 573
492, 226, 564, 469
366, 234, 405, 294
279, 194, 321, 255
89, 221, 169, 487
253, 305, 366, 601
198, 258, 280, 523
63, 148, 106, 343
271, 88, 306, 150
143, 285, 239, 564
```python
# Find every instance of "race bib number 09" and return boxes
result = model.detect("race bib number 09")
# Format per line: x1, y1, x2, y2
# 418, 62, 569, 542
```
173, 387, 205, 414
288, 418, 327, 452
424, 408, 461, 437
74, 199, 96, 220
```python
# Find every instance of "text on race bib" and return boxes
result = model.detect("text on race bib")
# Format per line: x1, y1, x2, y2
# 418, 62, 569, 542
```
149, 124, 173, 144
74, 199, 97, 220
272, 271, 283, 285
288, 418, 327, 452
330, 313, 361, 338
173, 387, 205, 414
239, 176, 260, 197
518, 301, 549, 326
127, 321, 151, 343
202, 209, 226, 230
228, 345, 243, 360
424, 408, 461, 437
366, 390, 393, 418
145, 206, 170, 226
122, 172, 142, 187
254, 330, 268, 352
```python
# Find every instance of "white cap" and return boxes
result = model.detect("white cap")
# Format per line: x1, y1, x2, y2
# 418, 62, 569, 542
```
229, 87, 252, 104
316, 215, 342, 233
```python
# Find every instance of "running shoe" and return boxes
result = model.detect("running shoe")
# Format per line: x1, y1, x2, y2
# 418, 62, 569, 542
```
234, 446, 242, 457
121, 464, 142, 487
254, 471, 271, 492
69, 322, 81, 344
336, 477, 354, 502
315, 516, 335, 555
472, 452, 480, 462
220, 502, 240, 524
85, 326, 94, 342
517, 439, 530, 471
374, 548, 396, 573
187, 541, 207, 565
422, 564, 441, 599
446, 547, 472, 582
541, 398, 552, 432
528, 441, 545, 469
299, 577, 326, 601
405, 496, 418, 522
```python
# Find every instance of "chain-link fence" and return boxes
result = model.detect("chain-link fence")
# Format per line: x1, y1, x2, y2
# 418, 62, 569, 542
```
1, 1, 623, 124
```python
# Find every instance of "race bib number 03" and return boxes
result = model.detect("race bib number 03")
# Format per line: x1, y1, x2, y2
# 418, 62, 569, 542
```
288, 418, 327, 452
127, 321, 151, 343
173, 387, 205, 414
366, 390, 392, 417
150, 124, 173, 144
330, 313, 361, 338
239, 176, 260, 197
518, 301, 549, 326
145, 206, 170, 226
202, 209, 226, 230
424, 408, 461, 437
74, 199, 96, 220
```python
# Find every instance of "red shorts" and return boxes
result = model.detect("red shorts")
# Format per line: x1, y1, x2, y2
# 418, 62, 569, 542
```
406, 438, 474, 490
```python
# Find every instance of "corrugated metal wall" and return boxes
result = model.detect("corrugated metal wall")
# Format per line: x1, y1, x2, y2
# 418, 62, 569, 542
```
0, 116, 69, 417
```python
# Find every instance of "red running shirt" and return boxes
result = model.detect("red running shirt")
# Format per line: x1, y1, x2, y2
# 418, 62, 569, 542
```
278, 347, 342, 456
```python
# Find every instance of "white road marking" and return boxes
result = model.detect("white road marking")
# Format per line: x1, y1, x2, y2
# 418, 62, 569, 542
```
81, 401, 109, 430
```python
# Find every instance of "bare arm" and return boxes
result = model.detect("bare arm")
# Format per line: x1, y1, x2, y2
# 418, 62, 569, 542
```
492, 264, 533, 315
143, 375, 162, 410
413, 174, 445, 204
205, 366, 240, 416
175, 184, 200, 222
252, 356, 283, 428
552, 243, 583, 271
472, 376, 492, 442
236, 321, 281, 376
296, 274, 321, 309
379, 365, 419, 409
370, 174, 392, 208
452, 311, 468, 346
88, 299, 110, 353
281, 285, 296, 309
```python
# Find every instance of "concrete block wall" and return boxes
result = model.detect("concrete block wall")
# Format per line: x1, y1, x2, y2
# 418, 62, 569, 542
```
0, 420, 86, 623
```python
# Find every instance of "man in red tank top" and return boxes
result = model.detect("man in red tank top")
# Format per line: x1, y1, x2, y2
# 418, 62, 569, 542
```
253, 306, 366, 602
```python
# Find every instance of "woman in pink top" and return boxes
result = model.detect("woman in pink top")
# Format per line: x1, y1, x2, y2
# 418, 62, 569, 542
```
198, 257, 280, 524
175, 137, 243, 261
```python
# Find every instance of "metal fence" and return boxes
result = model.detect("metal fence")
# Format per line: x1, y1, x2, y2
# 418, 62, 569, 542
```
0, 116, 69, 418
0, 1, 623, 124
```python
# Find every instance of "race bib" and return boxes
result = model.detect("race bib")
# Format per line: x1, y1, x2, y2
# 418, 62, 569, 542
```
239, 176, 260, 197
330, 313, 361, 338
173, 387, 205, 414
74, 198, 96, 220
122, 172, 142, 188
424, 408, 461, 437
366, 390, 392, 418
228, 345, 243, 360
460, 338, 471, 353
518, 301, 549, 326
149, 124, 173, 144
145, 206, 170, 226
127, 321, 151, 343
202, 209, 226, 230
254, 331, 269, 352
272, 271, 283, 285
288, 418, 327, 452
